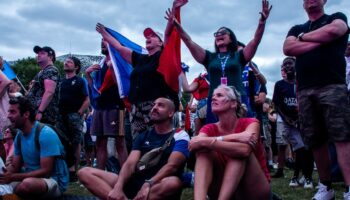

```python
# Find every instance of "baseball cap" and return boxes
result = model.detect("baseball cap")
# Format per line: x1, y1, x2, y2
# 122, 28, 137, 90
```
143, 27, 163, 42
33, 46, 56, 62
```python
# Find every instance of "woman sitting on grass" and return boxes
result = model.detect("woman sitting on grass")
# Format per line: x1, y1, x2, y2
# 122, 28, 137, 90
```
189, 85, 270, 200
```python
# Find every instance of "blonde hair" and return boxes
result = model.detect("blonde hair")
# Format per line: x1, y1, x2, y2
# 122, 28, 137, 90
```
214, 85, 244, 117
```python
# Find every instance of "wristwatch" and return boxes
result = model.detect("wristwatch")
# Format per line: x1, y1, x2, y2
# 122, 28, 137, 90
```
297, 32, 305, 41
144, 179, 154, 187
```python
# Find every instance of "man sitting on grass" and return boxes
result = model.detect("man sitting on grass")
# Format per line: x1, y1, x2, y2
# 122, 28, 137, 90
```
78, 97, 190, 200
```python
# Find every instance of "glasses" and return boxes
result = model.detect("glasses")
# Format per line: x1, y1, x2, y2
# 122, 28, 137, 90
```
214, 29, 229, 37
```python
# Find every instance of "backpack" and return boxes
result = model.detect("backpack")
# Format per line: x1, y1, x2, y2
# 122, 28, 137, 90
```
17, 122, 75, 168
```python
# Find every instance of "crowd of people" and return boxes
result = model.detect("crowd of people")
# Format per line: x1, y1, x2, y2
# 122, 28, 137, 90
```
0, 0, 349, 199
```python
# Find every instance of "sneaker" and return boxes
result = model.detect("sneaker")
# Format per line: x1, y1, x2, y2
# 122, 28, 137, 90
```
312, 183, 335, 200
303, 178, 314, 189
299, 176, 306, 185
344, 191, 350, 200
289, 177, 299, 187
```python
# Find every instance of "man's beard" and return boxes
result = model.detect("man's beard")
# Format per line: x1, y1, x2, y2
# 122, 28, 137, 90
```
101, 49, 108, 55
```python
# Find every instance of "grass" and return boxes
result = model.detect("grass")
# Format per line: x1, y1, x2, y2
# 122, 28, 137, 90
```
65, 169, 346, 200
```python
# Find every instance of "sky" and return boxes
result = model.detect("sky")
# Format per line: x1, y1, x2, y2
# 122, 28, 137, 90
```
0, 0, 349, 97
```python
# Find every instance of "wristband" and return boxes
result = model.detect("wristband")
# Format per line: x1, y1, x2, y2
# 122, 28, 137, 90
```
145, 179, 154, 187
297, 32, 305, 41
216, 136, 224, 141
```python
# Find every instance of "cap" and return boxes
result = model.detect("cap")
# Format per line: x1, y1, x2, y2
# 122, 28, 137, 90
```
33, 46, 56, 62
143, 28, 163, 42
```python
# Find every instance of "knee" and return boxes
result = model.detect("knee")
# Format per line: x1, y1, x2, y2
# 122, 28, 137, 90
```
15, 178, 36, 194
77, 167, 93, 183
152, 177, 182, 196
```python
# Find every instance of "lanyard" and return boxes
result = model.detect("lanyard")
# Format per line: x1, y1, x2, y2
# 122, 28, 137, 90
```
217, 54, 230, 77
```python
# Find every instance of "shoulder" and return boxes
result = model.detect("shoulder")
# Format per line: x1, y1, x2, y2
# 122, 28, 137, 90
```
238, 118, 259, 126
330, 12, 348, 22
200, 123, 217, 135
174, 129, 190, 142
39, 125, 59, 141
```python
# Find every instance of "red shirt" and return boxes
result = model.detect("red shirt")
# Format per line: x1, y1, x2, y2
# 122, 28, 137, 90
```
200, 118, 271, 182
192, 74, 209, 100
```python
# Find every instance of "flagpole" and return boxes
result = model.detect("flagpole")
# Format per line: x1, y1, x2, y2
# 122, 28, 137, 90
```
15, 76, 28, 94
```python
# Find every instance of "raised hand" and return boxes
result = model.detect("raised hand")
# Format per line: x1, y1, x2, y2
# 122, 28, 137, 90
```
172, 0, 188, 10
96, 23, 107, 35
259, 0, 272, 22
165, 8, 175, 23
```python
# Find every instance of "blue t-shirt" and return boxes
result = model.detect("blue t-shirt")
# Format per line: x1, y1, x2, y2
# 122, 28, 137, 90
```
14, 122, 69, 192
132, 128, 189, 179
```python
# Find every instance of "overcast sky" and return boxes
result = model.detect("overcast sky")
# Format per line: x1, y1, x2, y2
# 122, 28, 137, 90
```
1, 0, 349, 97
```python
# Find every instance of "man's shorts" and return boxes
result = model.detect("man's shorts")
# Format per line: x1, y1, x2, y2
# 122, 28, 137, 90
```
91, 109, 119, 137
10, 178, 62, 199
57, 112, 84, 144
298, 84, 350, 148
276, 121, 304, 151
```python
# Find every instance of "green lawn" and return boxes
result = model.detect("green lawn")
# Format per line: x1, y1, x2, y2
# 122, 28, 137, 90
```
65, 169, 346, 200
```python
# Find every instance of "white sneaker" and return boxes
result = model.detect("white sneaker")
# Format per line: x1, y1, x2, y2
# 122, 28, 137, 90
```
304, 178, 314, 189
289, 177, 299, 187
344, 191, 350, 200
312, 183, 335, 200
299, 176, 306, 185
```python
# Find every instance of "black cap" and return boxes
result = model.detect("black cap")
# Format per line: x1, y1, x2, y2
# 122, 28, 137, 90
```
33, 46, 56, 62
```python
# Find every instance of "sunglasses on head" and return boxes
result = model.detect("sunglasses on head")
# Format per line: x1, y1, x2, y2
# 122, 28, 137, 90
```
214, 29, 229, 37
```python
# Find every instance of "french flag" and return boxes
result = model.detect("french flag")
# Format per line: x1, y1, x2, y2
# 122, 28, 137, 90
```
90, 28, 147, 102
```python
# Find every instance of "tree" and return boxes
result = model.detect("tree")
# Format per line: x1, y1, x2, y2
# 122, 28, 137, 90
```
12, 57, 64, 89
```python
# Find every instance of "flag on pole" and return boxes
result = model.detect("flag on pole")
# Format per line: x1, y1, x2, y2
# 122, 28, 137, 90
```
2, 61, 16, 80
157, 9, 182, 93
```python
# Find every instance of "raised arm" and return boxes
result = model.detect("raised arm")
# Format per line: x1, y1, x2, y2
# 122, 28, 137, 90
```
249, 62, 267, 85
96, 23, 132, 64
164, 0, 188, 44
170, 17, 206, 64
179, 72, 199, 93
243, 0, 272, 62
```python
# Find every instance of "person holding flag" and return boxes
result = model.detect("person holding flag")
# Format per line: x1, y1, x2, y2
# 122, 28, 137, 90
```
96, 0, 188, 137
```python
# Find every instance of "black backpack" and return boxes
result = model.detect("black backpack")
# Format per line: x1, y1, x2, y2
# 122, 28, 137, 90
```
17, 122, 75, 168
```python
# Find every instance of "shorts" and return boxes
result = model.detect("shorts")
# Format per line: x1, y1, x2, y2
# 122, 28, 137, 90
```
298, 84, 350, 148
123, 175, 147, 199
57, 112, 84, 144
91, 109, 119, 137
196, 98, 207, 119
276, 121, 304, 151
10, 178, 61, 199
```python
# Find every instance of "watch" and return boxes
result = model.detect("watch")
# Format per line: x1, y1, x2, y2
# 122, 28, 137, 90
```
144, 179, 154, 187
297, 32, 305, 41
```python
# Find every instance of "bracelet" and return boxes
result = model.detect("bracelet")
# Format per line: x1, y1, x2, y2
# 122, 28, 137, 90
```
210, 138, 217, 147
216, 136, 224, 141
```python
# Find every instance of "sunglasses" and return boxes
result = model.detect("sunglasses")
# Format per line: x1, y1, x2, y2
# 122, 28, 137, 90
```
214, 29, 229, 37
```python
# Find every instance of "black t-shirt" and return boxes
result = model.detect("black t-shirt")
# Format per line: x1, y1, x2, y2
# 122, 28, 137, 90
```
93, 63, 124, 110
272, 80, 298, 122
130, 51, 179, 110
59, 76, 88, 114
287, 12, 350, 91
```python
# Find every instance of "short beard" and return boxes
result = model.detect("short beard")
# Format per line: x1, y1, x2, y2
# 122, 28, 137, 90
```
101, 49, 108, 55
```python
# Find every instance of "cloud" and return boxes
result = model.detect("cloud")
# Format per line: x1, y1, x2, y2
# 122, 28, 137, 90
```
0, 0, 349, 96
